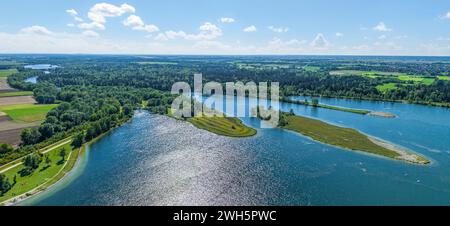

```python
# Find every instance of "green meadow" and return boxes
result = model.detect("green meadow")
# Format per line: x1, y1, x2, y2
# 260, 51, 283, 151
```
376, 83, 398, 93
303, 66, 321, 72
0, 69, 18, 78
0, 104, 58, 123
330, 70, 436, 86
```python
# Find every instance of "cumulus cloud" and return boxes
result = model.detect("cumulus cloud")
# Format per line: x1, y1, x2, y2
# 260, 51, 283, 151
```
310, 33, 330, 49
268, 26, 289, 33
220, 17, 235, 23
155, 22, 222, 41
20, 26, 52, 35
243, 25, 257, 32
123, 15, 159, 33
78, 3, 135, 30
442, 12, 450, 19
335, 32, 344, 37
373, 22, 392, 32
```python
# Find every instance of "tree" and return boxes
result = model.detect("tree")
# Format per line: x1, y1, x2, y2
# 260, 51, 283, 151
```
59, 148, 67, 162
72, 133, 85, 148
23, 153, 42, 170
0, 143, 14, 154
21, 128, 42, 145
0, 174, 12, 194
44, 154, 52, 168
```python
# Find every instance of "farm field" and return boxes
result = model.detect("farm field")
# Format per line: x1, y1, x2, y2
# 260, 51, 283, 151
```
303, 66, 321, 72
330, 70, 436, 85
438, 76, 450, 81
0, 104, 58, 123
376, 83, 398, 92
0, 69, 18, 78
0, 78, 17, 92
0, 96, 36, 106
0, 91, 33, 98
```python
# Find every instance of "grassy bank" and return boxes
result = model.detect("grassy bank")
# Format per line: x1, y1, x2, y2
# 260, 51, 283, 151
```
281, 114, 429, 164
0, 142, 77, 204
188, 116, 256, 137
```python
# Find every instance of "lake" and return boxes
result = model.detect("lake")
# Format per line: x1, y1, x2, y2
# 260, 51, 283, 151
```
25, 96, 450, 206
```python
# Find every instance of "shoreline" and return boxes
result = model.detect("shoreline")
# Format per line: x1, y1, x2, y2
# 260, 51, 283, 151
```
1, 146, 80, 206
368, 137, 430, 165
0, 119, 126, 206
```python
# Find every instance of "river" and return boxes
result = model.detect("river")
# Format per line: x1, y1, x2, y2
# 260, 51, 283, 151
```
24, 96, 450, 205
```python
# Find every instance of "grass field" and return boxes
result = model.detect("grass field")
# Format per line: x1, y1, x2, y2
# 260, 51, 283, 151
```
303, 66, 321, 72
188, 116, 257, 137
0, 143, 76, 203
330, 70, 435, 85
438, 76, 450, 81
281, 114, 427, 163
0, 104, 58, 123
0, 91, 33, 98
376, 83, 398, 93
0, 69, 18, 78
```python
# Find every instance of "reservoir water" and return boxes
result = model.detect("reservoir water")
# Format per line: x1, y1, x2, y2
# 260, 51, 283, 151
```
26, 96, 450, 205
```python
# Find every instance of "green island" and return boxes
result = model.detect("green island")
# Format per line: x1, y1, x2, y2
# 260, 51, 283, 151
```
187, 116, 256, 137
279, 113, 430, 164
281, 97, 396, 118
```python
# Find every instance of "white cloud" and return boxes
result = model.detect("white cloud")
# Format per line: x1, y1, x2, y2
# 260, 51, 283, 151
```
220, 17, 235, 23
78, 22, 105, 30
243, 25, 257, 32
378, 35, 387, 39
82, 30, 100, 38
123, 15, 159, 33
67, 23, 75, 27
20, 26, 52, 35
373, 22, 392, 32
335, 32, 344, 37
66, 9, 83, 22
310, 33, 330, 49
77, 3, 135, 30
66, 9, 78, 17
442, 12, 450, 19
156, 22, 222, 41
268, 26, 289, 33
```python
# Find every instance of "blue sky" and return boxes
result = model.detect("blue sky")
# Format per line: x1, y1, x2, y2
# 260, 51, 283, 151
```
1, 0, 450, 55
